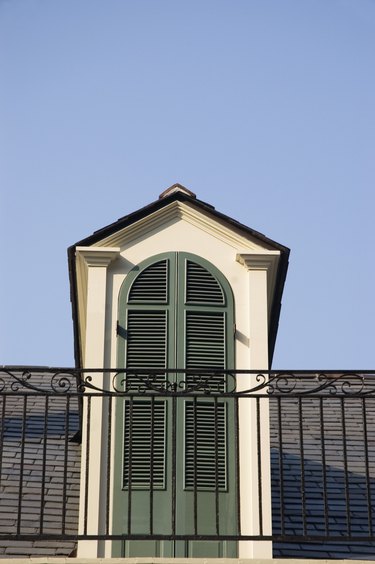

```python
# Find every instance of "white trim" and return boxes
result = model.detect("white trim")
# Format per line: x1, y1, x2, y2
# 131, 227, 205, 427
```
76, 246, 120, 558
236, 252, 280, 323
76, 246, 121, 267
93, 202, 270, 252
75, 247, 120, 365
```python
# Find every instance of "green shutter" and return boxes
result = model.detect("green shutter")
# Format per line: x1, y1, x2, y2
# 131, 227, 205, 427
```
185, 312, 225, 369
123, 400, 166, 489
126, 310, 167, 369
184, 256, 227, 390
185, 260, 224, 304
128, 260, 168, 303
115, 252, 236, 558
184, 401, 227, 490
182, 259, 229, 495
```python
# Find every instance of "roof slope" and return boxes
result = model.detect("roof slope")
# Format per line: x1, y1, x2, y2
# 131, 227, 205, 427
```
270, 377, 375, 559
0, 372, 80, 558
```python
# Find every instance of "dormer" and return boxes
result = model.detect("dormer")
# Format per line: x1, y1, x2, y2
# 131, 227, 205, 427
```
68, 186, 289, 559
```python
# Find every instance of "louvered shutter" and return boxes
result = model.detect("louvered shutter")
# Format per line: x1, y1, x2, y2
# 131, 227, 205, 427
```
184, 401, 227, 490
185, 312, 225, 391
185, 312, 225, 368
116, 253, 235, 547
123, 259, 169, 488
126, 311, 167, 371
185, 260, 224, 304
125, 259, 169, 390
184, 258, 227, 391
128, 260, 168, 303
123, 400, 166, 489
182, 257, 229, 491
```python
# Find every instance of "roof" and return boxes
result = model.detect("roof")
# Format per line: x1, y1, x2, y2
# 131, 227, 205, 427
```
269, 383, 375, 559
67, 184, 290, 368
0, 371, 80, 558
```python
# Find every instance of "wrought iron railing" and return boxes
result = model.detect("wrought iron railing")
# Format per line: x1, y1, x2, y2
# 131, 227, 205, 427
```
0, 367, 375, 558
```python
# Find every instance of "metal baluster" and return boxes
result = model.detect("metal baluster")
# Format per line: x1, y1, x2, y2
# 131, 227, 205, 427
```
83, 396, 91, 537
62, 395, 70, 535
256, 396, 263, 536
298, 397, 307, 536
17, 395, 27, 535
277, 396, 285, 536
341, 396, 351, 537
319, 396, 329, 537
106, 395, 112, 536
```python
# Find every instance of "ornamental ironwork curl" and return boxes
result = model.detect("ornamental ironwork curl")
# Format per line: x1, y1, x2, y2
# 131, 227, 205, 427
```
10, 370, 34, 392
113, 372, 227, 395
0, 369, 79, 394
266, 373, 298, 395
50, 372, 78, 393
265, 372, 375, 396
314, 372, 366, 395
196, 372, 375, 396
60, 370, 375, 396
1, 368, 375, 396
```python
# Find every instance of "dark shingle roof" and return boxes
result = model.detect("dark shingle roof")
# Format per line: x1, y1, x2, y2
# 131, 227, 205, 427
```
270, 379, 375, 559
0, 372, 80, 558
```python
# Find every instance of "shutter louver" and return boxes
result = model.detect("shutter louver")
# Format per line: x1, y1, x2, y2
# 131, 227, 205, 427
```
185, 312, 225, 368
186, 260, 224, 304
123, 400, 166, 489
126, 311, 167, 389
184, 401, 227, 490
128, 260, 168, 303
185, 312, 225, 391
126, 311, 167, 369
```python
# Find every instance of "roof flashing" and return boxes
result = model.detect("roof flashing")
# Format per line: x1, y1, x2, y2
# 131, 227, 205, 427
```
159, 183, 196, 199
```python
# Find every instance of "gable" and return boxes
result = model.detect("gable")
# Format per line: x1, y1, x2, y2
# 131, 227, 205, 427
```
68, 187, 289, 368
81, 200, 279, 253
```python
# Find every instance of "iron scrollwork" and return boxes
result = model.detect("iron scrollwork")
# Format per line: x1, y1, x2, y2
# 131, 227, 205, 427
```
0, 368, 79, 394
1, 367, 375, 396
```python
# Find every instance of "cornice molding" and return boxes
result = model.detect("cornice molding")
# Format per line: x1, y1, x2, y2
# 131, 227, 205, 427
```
236, 252, 280, 271
99, 201, 263, 251
76, 246, 121, 268
236, 252, 281, 319
74, 247, 120, 366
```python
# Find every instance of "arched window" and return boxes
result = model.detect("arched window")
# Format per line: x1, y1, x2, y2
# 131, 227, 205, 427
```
113, 253, 237, 557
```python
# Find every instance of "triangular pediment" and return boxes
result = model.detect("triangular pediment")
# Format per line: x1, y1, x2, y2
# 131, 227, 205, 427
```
71, 188, 288, 255
89, 200, 276, 252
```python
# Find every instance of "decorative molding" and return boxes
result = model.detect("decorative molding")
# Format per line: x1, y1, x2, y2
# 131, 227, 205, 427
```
76, 246, 120, 268
74, 247, 120, 365
98, 202, 265, 252
236, 252, 280, 271
236, 252, 280, 317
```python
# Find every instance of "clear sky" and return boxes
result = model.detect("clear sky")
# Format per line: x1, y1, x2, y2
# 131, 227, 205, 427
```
1, 0, 374, 369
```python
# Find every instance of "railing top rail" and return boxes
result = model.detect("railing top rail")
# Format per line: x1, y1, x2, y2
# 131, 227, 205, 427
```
2, 365, 375, 374
1, 367, 375, 396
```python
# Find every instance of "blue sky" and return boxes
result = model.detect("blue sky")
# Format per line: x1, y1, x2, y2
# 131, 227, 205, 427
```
1, 0, 374, 368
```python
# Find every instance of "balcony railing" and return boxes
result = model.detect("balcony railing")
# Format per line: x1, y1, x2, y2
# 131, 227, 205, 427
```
0, 367, 375, 558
